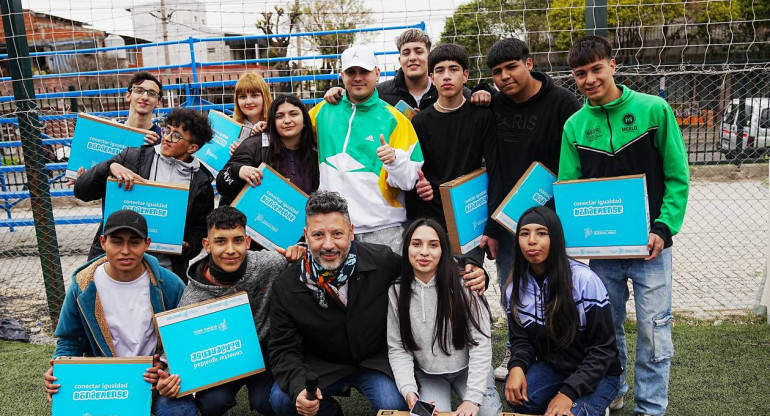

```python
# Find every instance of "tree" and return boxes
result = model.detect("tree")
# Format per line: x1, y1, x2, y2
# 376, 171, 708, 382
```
300, 0, 373, 74
440, 0, 523, 79
255, 3, 303, 83
547, 0, 743, 64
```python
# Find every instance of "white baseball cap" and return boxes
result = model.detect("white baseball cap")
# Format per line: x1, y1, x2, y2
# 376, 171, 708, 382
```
341, 45, 377, 71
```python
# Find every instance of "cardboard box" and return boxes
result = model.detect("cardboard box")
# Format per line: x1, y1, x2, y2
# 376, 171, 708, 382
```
231, 163, 309, 251
492, 162, 557, 234
66, 113, 150, 179
103, 178, 189, 254
554, 174, 650, 259
155, 292, 264, 396
197, 110, 248, 173
52, 356, 153, 416
439, 168, 488, 254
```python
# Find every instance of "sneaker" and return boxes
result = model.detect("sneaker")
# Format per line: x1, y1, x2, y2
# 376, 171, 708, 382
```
609, 396, 624, 411
605, 408, 610, 416
493, 349, 511, 381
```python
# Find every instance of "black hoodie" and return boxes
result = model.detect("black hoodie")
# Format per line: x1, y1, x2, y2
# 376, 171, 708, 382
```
483, 72, 581, 239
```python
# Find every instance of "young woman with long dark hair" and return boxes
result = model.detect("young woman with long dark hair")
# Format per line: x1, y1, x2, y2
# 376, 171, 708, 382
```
387, 218, 502, 416
216, 94, 319, 205
504, 206, 622, 416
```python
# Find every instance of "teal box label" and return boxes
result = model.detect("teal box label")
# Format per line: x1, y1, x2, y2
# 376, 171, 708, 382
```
52, 358, 152, 416
554, 175, 650, 258
198, 110, 246, 173
231, 163, 308, 251
492, 162, 556, 234
66, 113, 147, 179
103, 179, 189, 254
440, 169, 488, 254
156, 292, 264, 396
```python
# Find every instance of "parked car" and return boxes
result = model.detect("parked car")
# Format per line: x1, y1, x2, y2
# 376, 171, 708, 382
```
719, 97, 770, 159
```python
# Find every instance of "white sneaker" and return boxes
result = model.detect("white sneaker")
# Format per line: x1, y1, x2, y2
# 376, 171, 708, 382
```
605, 408, 610, 416
609, 396, 624, 410
493, 349, 511, 381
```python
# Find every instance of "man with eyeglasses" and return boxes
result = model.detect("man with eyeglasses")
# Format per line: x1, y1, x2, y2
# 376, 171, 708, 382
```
75, 108, 215, 281
123, 72, 164, 144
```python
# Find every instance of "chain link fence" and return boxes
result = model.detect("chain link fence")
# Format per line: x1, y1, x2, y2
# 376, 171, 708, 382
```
1, 1, 768, 335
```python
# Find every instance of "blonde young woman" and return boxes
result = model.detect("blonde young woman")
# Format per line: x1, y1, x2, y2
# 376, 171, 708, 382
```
230, 72, 273, 153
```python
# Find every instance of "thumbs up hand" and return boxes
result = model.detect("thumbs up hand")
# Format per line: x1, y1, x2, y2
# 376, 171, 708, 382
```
416, 170, 433, 201
376, 134, 396, 165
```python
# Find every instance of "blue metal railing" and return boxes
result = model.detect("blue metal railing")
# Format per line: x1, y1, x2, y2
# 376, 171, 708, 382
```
0, 22, 423, 229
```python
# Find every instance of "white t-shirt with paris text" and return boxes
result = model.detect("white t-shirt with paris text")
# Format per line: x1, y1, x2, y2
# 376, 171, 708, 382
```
93, 264, 157, 357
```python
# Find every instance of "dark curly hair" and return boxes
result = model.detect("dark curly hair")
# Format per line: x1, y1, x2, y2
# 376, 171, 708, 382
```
164, 108, 213, 147
206, 205, 247, 232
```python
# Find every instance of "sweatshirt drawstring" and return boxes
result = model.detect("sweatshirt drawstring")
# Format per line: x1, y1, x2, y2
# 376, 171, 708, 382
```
420, 285, 426, 323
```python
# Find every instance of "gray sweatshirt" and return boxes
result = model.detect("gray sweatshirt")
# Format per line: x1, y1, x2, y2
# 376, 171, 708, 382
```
148, 144, 203, 269
180, 250, 288, 341
149, 144, 202, 184
386, 276, 492, 404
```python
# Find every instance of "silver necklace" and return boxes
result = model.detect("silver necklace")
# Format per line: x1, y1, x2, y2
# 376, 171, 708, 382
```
436, 97, 466, 112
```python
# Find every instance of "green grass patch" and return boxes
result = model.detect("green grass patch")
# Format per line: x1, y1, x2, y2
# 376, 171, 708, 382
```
2, 320, 769, 415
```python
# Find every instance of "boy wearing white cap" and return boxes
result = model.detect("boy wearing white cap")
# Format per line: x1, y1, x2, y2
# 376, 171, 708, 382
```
309, 45, 426, 253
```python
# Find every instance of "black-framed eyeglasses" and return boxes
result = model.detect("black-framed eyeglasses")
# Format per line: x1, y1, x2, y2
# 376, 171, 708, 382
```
161, 127, 190, 143
130, 86, 160, 99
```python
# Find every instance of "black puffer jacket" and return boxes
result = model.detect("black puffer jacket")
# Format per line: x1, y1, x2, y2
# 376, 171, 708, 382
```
74, 145, 214, 281
216, 134, 267, 206
376, 69, 472, 110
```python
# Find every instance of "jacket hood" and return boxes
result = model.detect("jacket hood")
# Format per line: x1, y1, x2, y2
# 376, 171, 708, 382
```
72, 252, 164, 290
153, 144, 201, 176
497, 71, 554, 107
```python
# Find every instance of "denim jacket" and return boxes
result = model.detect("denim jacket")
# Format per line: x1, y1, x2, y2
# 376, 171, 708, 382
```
53, 254, 186, 358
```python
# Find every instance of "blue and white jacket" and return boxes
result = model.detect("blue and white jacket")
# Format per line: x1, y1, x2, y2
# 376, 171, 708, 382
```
506, 260, 622, 401
53, 254, 185, 358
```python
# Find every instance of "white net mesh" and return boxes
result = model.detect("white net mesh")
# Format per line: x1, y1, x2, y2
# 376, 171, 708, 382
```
0, 0, 768, 330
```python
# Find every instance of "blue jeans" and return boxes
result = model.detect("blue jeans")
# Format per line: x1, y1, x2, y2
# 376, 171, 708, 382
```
195, 371, 275, 416
590, 247, 674, 416
270, 368, 407, 416
505, 361, 620, 416
152, 392, 197, 416
415, 367, 502, 416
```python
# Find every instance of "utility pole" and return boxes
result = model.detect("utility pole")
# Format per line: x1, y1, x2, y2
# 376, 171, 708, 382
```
161, 0, 171, 68
585, 0, 608, 37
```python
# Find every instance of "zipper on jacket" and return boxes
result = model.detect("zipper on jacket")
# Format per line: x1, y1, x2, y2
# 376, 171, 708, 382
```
76, 298, 108, 357
603, 107, 614, 152
341, 103, 357, 154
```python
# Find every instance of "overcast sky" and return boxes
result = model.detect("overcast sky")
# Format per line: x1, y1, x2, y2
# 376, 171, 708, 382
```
20, 0, 462, 47
20, 0, 472, 73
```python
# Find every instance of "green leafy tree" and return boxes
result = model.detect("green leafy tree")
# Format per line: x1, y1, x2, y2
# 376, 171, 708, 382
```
300, 0, 373, 74
547, 0, 743, 64
440, 0, 523, 79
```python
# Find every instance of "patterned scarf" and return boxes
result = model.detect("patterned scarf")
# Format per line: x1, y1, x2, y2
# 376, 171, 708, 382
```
300, 242, 357, 308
